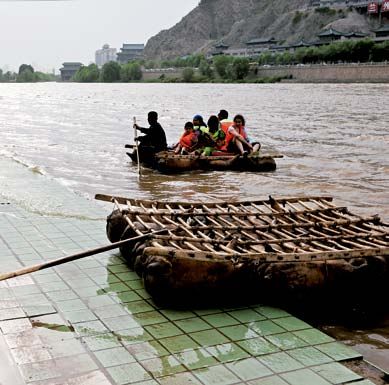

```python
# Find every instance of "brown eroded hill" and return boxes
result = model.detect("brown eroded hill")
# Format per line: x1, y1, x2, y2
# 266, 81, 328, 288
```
144, 0, 379, 60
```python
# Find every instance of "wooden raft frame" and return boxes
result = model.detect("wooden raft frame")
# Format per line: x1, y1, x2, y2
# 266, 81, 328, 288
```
96, 194, 389, 264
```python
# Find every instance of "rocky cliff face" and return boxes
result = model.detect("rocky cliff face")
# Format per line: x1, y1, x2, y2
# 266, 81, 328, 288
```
144, 0, 377, 60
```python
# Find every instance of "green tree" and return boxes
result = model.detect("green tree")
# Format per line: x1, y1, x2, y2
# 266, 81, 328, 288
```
258, 52, 273, 65
144, 60, 156, 69
120, 64, 131, 82
277, 51, 293, 65
230, 57, 250, 80
182, 67, 194, 82
74, 64, 100, 82
351, 39, 374, 62
161, 59, 173, 68
3, 71, 16, 82
121, 62, 142, 81
294, 47, 308, 64
0, 68, 3, 82
186, 54, 204, 68
213, 55, 233, 79
16, 64, 36, 82
129, 62, 142, 80
34, 71, 56, 82
199, 59, 213, 78
303, 47, 320, 63
100, 61, 121, 82
173, 57, 186, 67
17, 69, 36, 82
370, 40, 389, 62
18, 64, 34, 75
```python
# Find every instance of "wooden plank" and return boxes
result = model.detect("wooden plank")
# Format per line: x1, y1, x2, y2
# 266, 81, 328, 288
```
122, 207, 352, 219
143, 246, 389, 263
94, 194, 334, 208
145, 228, 388, 250
123, 216, 384, 237
0, 231, 166, 282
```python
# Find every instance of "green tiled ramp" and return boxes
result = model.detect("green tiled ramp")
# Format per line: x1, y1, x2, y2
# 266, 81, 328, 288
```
0, 195, 373, 385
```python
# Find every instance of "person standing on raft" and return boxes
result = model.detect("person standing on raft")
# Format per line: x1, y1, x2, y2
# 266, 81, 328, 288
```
134, 111, 167, 153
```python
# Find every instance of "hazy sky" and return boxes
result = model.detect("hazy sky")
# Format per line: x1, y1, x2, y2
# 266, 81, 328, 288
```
0, 0, 199, 73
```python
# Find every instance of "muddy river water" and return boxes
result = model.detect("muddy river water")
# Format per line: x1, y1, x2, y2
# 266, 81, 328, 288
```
0, 82, 388, 374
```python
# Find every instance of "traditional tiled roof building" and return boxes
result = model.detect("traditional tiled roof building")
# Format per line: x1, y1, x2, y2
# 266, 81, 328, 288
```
116, 44, 144, 64
59, 62, 83, 81
374, 23, 389, 40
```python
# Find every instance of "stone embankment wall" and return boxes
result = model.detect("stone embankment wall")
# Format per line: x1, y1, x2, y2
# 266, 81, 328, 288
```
255, 63, 389, 83
142, 69, 183, 81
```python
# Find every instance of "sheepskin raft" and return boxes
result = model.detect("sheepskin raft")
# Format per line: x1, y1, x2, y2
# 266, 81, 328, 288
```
96, 194, 389, 305
127, 149, 282, 173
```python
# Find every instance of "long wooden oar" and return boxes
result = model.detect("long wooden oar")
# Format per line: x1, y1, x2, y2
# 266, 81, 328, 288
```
133, 116, 141, 177
0, 230, 165, 282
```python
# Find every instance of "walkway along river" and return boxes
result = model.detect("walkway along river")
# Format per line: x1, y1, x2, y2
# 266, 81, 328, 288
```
0, 82, 388, 376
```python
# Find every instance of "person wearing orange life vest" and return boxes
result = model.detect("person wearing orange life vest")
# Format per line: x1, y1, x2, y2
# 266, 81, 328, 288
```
174, 122, 198, 154
223, 114, 261, 156
218, 109, 233, 135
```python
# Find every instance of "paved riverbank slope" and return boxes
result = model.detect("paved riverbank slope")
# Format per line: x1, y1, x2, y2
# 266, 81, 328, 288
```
0, 157, 379, 385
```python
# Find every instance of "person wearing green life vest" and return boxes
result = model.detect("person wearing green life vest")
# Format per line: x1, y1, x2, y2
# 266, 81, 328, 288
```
192, 114, 208, 133
191, 114, 209, 154
202, 115, 226, 156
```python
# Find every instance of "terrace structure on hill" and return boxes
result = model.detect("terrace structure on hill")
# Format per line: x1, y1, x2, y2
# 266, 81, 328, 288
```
317, 28, 345, 42
59, 62, 83, 81
207, 26, 373, 59
374, 23, 389, 40
316, 28, 369, 44
345, 31, 370, 38
246, 37, 278, 53
116, 43, 144, 64
246, 37, 278, 47
208, 38, 281, 58
288, 40, 312, 52
210, 43, 229, 56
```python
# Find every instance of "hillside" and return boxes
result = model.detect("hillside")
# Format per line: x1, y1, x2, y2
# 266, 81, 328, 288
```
144, 0, 379, 60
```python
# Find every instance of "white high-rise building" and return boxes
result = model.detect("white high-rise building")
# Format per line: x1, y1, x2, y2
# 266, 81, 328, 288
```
95, 44, 117, 67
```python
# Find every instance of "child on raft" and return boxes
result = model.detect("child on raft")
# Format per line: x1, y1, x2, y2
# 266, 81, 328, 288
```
174, 122, 198, 154
173, 112, 260, 156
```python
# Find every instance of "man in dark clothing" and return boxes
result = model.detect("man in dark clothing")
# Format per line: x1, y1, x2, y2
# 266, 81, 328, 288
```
134, 111, 167, 153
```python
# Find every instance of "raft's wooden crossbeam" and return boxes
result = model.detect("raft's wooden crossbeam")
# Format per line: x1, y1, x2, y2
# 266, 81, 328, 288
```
95, 194, 334, 209
123, 211, 387, 255
102, 193, 388, 258
143, 246, 389, 264
150, 233, 387, 249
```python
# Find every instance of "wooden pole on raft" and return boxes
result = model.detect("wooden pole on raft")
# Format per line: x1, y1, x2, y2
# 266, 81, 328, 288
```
133, 116, 141, 177
0, 230, 166, 282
